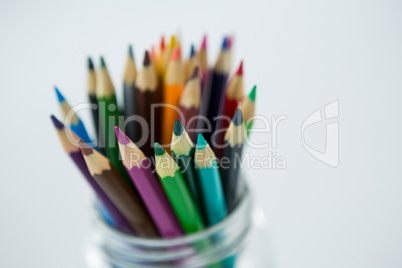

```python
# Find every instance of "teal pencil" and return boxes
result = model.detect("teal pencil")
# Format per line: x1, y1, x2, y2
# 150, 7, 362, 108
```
194, 134, 227, 226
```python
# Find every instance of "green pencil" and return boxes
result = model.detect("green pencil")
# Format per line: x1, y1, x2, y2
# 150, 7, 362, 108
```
96, 56, 132, 187
171, 121, 205, 223
154, 142, 204, 234
241, 85, 256, 136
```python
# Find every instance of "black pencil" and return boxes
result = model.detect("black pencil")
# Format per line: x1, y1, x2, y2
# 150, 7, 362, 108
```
123, 45, 137, 142
220, 108, 246, 212
87, 57, 105, 154
204, 36, 231, 143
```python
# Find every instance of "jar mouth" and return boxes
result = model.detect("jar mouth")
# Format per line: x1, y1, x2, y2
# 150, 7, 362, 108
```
92, 186, 253, 247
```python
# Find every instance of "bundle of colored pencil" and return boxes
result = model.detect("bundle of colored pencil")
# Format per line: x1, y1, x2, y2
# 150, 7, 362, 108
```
50, 33, 257, 240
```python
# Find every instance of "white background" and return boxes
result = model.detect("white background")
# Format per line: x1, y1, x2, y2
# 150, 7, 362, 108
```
1, 0, 401, 267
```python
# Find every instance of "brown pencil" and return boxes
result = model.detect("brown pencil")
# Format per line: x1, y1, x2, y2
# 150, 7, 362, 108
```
78, 139, 159, 238
134, 51, 160, 157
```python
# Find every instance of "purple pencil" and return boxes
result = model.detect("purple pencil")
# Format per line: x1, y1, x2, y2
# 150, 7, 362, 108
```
50, 115, 134, 234
115, 126, 183, 238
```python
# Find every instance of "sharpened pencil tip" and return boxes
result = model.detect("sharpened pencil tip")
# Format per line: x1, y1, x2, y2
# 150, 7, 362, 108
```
50, 114, 64, 130
189, 44, 195, 57
171, 46, 181, 61
249, 85, 257, 101
54, 86, 65, 103
173, 120, 184, 136
235, 60, 243, 76
154, 142, 166, 156
169, 35, 177, 49
196, 134, 208, 150
222, 36, 230, 50
78, 139, 94, 155
233, 109, 243, 126
100, 56, 106, 68
201, 35, 207, 50
143, 50, 151, 66
128, 45, 134, 58
160, 35, 165, 50
88, 57, 94, 70
189, 66, 199, 80
114, 126, 130, 145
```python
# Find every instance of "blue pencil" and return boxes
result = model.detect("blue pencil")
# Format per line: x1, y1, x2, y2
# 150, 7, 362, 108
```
54, 87, 94, 147
194, 134, 227, 226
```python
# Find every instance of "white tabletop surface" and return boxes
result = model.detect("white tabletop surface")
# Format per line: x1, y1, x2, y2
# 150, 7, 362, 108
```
0, 0, 401, 267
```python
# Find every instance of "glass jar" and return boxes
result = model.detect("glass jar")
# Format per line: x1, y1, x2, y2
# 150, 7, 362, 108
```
84, 184, 269, 267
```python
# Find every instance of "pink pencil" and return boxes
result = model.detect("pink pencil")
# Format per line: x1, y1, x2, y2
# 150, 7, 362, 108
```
115, 126, 183, 238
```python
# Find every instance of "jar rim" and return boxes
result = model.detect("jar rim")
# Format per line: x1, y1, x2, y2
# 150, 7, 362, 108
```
93, 187, 252, 247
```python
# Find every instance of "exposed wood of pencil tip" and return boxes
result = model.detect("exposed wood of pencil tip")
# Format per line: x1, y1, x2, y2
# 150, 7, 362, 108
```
224, 109, 246, 146
87, 57, 97, 95
171, 121, 194, 156
78, 139, 112, 176
123, 45, 137, 85
50, 115, 80, 154
97, 57, 116, 98
165, 46, 184, 85
154, 143, 180, 178
226, 61, 244, 99
179, 67, 201, 109
195, 134, 217, 169
54, 87, 79, 125
136, 51, 158, 92
115, 126, 147, 169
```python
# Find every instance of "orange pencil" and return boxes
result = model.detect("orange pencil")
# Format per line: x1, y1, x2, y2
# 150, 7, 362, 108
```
161, 46, 184, 148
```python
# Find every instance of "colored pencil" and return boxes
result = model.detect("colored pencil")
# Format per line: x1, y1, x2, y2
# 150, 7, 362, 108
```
194, 134, 227, 226
177, 67, 201, 142
161, 46, 185, 147
123, 45, 137, 142
184, 44, 200, 80
134, 51, 160, 157
204, 37, 232, 142
50, 115, 134, 234
213, 61, 244, 158
87, 57, 103, 152
241, 85, 256, 136
115, 127, 183, 238
220, 109, 246, 212
154, 142, 204, 234
54, 87, 94, 147
79, 139, 159, 238
96, 57, 132, 186
198, 35, 208, 84
171, 121, 205, 222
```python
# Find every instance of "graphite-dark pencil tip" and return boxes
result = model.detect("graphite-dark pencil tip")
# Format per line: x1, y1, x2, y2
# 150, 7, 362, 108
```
189, 66, 199, 80
233, 109, 244, 126
50, 114, 64, 130
143, 50, 151, 67
128, 45, 134, 58
154, 142, 166, 156
78, 138, 94, 156
173, 120, 184, 136
88, 57, 94, 70
100, 56, 106, 68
